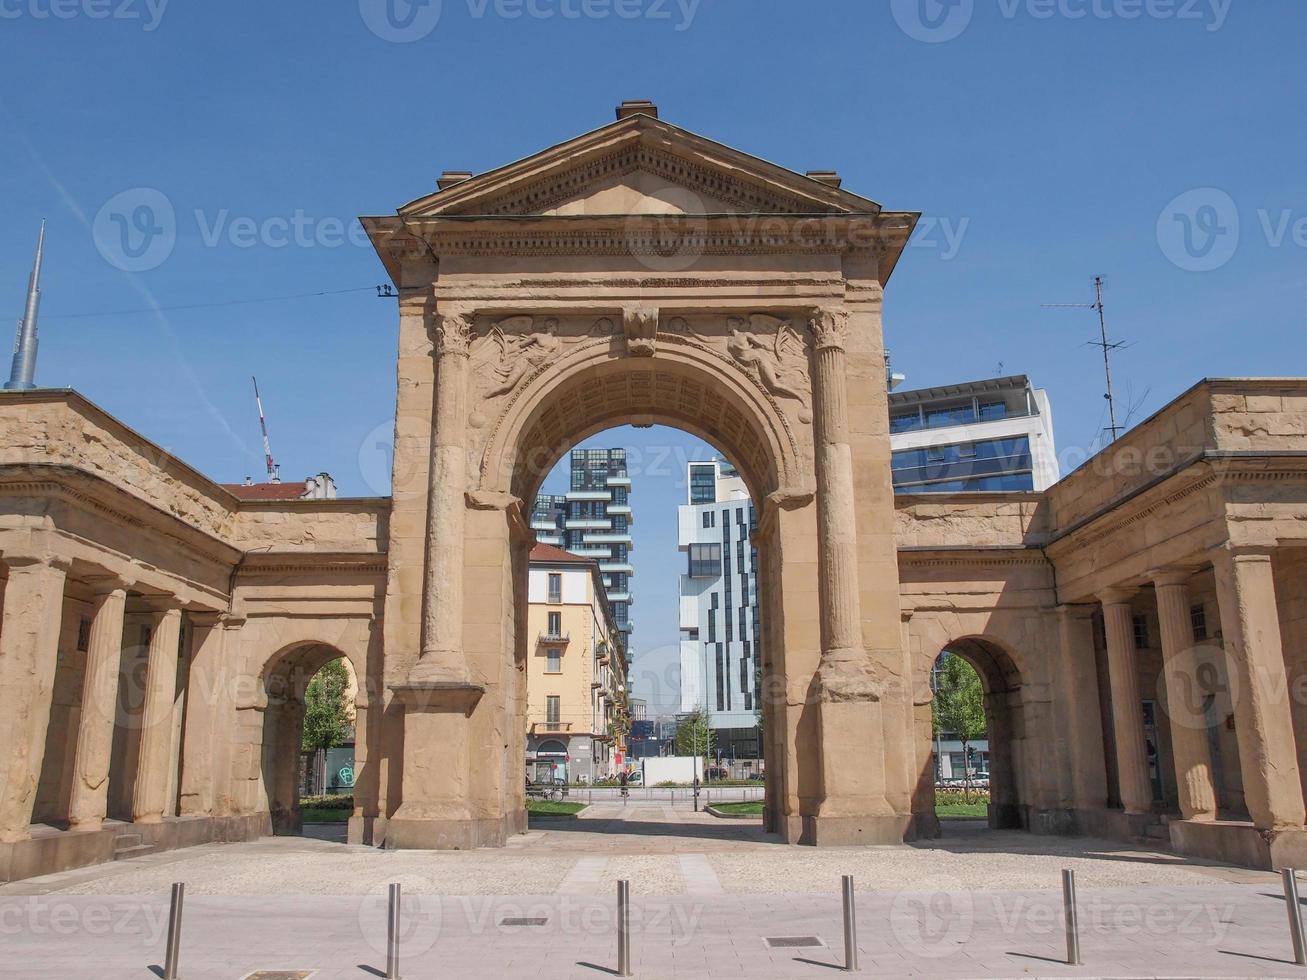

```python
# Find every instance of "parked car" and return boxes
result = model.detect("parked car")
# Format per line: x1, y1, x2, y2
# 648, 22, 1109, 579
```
627, 770, 643, 785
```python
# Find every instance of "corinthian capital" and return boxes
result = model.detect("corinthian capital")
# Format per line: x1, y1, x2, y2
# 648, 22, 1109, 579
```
433, 308, 474, 358
808, 308, 850, 352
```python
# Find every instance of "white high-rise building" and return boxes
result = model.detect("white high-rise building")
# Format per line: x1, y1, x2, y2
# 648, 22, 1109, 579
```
888, 375, 1059, 492
677, 460, 761, 758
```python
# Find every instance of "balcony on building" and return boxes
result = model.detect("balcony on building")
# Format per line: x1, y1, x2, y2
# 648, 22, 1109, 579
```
605, 591, 632, 604
538, 628, 571, 645
605, 504, 633, 517
600, 562, 635, 575
532, 721, 573, 734
606, 475, 632, 487
888, 375, 1042, 436
565, 490, 611, 502
583, 533, 634, 546
565, 518, 611, 530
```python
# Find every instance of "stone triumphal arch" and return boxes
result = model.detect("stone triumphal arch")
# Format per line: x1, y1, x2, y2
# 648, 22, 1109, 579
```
4, 102, 1307, 881
362, 104, 920, 848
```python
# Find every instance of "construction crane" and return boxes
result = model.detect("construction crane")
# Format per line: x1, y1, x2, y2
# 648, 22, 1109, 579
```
252, 376, 280, 483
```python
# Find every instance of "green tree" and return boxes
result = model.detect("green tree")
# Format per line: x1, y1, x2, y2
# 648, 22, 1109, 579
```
932, 653, 987, 797
674, 709, 716, 763
301, 659, 352, 753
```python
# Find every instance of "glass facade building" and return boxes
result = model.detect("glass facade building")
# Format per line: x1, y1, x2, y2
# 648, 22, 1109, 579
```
888, 375, 1060, 493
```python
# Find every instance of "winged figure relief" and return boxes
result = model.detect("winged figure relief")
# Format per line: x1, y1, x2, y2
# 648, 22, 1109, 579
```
477, 316, 562, 401
726, 315, 813, 420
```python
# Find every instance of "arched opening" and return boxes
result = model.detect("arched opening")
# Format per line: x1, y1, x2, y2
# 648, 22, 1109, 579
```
518, 422, 772, 832
261, 643, 358, 836
930, 637, 1026, 832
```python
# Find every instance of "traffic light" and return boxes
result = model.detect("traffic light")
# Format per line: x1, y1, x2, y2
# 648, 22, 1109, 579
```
967, 747, 976, 766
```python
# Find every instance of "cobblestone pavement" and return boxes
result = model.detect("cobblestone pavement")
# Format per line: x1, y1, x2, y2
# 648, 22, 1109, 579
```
2, 805, 1296, 978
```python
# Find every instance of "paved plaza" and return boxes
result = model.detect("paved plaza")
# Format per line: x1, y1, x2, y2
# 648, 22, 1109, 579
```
2, 804, 1304, 978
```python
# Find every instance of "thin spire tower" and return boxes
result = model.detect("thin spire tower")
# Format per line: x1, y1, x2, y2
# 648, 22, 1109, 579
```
6, 221, 46, 390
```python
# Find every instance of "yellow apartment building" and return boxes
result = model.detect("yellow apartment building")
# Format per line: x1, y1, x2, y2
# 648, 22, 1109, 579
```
525, 544, 629, 783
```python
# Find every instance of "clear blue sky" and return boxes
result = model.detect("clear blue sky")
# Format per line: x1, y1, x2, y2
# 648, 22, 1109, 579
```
2, 1, 1302, 712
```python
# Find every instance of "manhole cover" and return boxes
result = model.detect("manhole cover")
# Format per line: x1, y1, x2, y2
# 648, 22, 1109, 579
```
500, 917, 550, 927
764, 936, 825, 949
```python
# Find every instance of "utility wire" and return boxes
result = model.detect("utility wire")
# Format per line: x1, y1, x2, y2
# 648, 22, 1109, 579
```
43, 285, 381, 321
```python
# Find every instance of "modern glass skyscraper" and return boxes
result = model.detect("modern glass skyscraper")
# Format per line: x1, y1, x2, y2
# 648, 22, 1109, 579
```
677, 459, 761, 759
530, 449, 633, 646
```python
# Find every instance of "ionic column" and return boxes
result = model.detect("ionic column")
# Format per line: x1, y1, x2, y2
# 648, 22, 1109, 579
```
808, 308, 867, 686
67, 575, 132, 832
411, 307, 473, 686
0, 554, 71, 843
1212, 546, 1305, 830
806, 308, 892, 830
132, 604, 183, 824
1152, 568, 1219, 821
1099, 589, 1153, 815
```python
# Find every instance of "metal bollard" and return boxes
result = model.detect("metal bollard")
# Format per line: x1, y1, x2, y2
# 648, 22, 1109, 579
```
617, 879, 632, 977
386, 882, 402, 980
1062, 869, 1081, 966
1283, 868, 1307, 967
842, 875, 858, 972
162, 882, 184, 980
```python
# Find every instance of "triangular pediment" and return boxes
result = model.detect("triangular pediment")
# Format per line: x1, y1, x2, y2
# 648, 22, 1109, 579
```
399, 114, 883, 219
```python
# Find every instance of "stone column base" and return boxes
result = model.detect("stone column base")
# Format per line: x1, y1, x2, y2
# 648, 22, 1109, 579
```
1071, 807, 1158, 843
1170, 818, 1307, 870
0, 813, 270, 883
907, 810, 941, 841
1028, 807, 1082, 836
384, 812, 513, 851
348, 814, 385, 846
800, 813, 912, 846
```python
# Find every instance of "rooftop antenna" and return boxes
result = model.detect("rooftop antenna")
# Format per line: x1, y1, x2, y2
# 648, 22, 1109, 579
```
252, 376, 280, 483
6, 221, 46, 390
1044, 275, 1126, 443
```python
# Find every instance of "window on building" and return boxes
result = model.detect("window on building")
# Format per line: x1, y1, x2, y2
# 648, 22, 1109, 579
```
890, 410, 923, 433
546, 649, 562, 673
77, 618, 92, 653
925, 403, 976, 429
978, 401, 1008, 421
546, 696, 561, 724
690, 465, 717, 505
547, 573, 562, 604
688, 543, 722, 578
1133, 615, 1149, 650
702, 511, 714, 529
958, 443, 977, 458
715, 644, 726, 712
547, 611, 562, 638
1190, 604, 1208, 641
